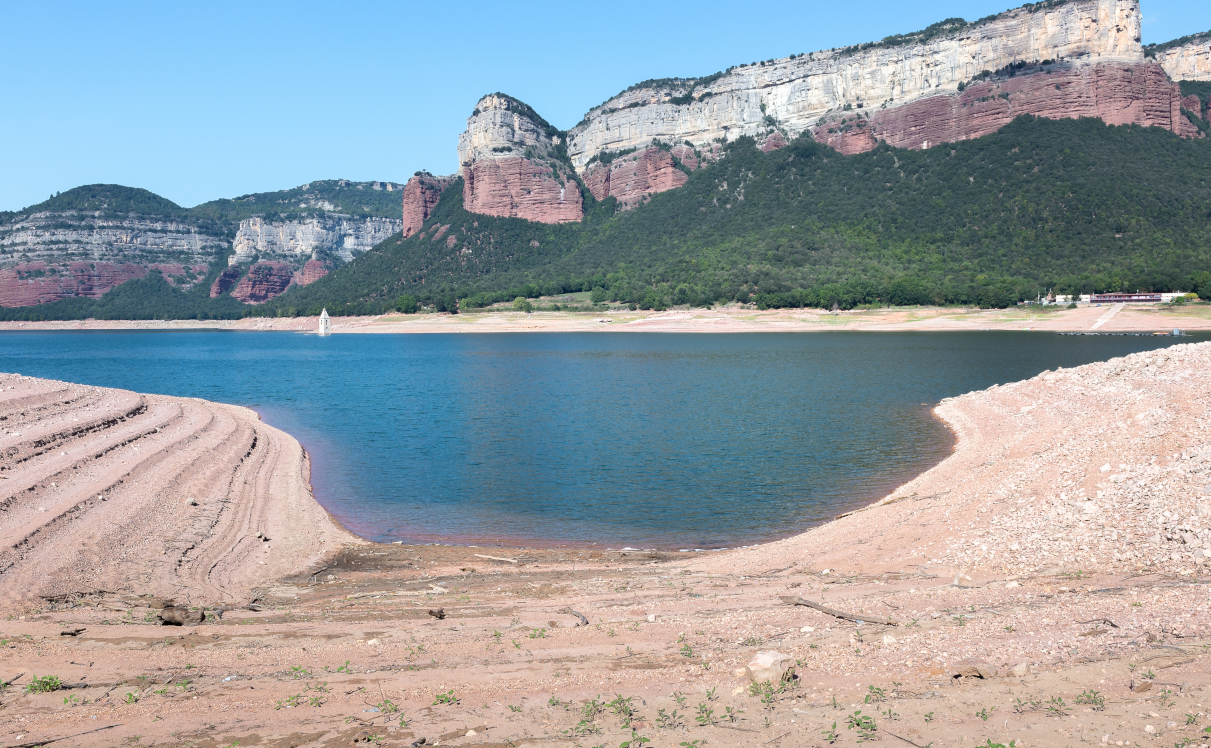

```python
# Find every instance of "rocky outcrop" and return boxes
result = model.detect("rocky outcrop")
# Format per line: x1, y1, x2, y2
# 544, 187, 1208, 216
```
458, 94, 583, 223
813, 60, 1201, 154
210, 266, 242, 298
1150, 31, 1211, 81
230, 262, 295, 304
291, 259, 329, 287
402, 174, 454, 237
231, 215, 400, 264
583, 148, 690, 208
0, 211, 222, 268
567, 0, 1146, 168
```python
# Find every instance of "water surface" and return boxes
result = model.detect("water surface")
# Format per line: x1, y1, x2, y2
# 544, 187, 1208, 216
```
0, 330, 1199, 548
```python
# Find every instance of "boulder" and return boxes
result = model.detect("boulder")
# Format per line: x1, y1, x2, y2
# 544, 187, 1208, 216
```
745, 650, 792, 683
159, 606, 204, 626
949, 659, 998, 679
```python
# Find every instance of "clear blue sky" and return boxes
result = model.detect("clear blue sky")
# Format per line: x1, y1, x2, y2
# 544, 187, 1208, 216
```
2, 0, 1206, 212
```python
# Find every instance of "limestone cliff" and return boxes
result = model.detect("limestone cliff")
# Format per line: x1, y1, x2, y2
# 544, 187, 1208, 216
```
231, 214, 400, 264
1148, 31, 1211, 81
448, 0, 1206, 223
457, 94, 583, 223
568, 0, 1150, 165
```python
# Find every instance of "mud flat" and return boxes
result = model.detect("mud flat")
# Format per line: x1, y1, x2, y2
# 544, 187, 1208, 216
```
1, 345, 1210, 747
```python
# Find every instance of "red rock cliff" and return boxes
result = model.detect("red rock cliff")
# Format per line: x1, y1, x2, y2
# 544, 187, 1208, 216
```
402, 175, 454, 237
582, 148, 690, 209
291, 259, 329, 287
230, 262, 295, 304
0, 262, 209, 308
812, 61, 1200, 155
462, 157, 583, 223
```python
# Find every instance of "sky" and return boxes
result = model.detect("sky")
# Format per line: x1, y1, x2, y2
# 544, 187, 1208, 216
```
2, 0, 1207, 212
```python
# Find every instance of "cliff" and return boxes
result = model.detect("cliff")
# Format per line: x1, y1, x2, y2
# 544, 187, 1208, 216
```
446, 0, 1203, 224
230, 261, 296, 304
231, 214, 401, 264
457, 94, 583, 223
402, 174, 455, 237
813, 60, 1200, 153
1148, 30, 1211, 81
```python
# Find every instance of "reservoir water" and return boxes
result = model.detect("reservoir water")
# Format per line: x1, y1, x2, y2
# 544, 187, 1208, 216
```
0, 330, 1199, 548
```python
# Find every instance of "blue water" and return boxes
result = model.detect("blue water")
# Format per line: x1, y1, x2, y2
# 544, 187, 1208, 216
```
0, 330, 1201, 548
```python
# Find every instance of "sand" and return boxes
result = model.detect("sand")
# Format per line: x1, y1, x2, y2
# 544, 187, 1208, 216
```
1, 344, 1210, 747
2, 301, 1210, 335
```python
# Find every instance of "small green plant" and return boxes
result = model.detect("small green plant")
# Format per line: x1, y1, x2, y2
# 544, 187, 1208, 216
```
619, 729, 650, 748
1046, 696, 1069, 717
705, 686, 717, 701
609, 694, 636, 728
822, 721, 840, 744
680, 643, 694, 658
724, 705, 743, 722
1159, 688, 1176, 708
1075, 689, 1105, 710
176, 679, 192, 692
975, 741, 1017, 748
740, 636, 763, 646
865, 685, 886, 703
846, 709, 878, 742
25, 675, 62, 693
656, 708, 682, 729
881, 705, 899, 720
290, 666, 310, 679
952, 615, 968, 626
695, 702, 716, 726
529, 628, 546, 639
1004, 625, 1015, 632
583, 696, 606, 720
977, 706, 995, 721
512, 639, 522, 649
508, 704, 522, 713
548, 695, 569, 709
433, 689, 458, 705
63, 693, 81, 705
376, 698, 400, 714
924, 711, 935, 722
679, 741, 701, 748
335, 660, 351, 673
832, 695, 842, 710
673, 691, 687, 707
1144, 668, 1157, 680
1185, 713, 1197, 725
607, 629, 617, 637
125, 692, 139, 704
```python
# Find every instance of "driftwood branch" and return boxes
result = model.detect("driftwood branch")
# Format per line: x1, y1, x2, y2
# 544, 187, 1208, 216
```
560, 607, 589, 626
1, 672, 24, 688
779, 596, 899, 626
1077, 617, 1119, 629
473, 553, 517, 564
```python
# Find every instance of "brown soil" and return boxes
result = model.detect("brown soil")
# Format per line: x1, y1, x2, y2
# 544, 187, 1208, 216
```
2, 344, 1210, 748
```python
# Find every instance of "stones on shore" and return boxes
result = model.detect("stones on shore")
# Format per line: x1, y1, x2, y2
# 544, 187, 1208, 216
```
949, 659, 998, 680
159, 606, 205, 626
745, 650, 792, 682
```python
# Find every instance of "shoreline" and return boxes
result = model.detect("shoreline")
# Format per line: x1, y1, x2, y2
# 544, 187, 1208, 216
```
1, 345, 1209, 747
1, 301, 1210, 335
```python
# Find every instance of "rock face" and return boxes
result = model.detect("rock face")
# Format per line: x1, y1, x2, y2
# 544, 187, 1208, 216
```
583, 148, 690, 208
0, 262, 204, 308
566, 0, 1146, 168
210, 266, 242, 298
230, 262, 295, 304
231, 215, 400, 265
812, 60, 1200, 154
1150, 31, 1211, 81
402, 174, 454, 237
448, 0, 1206, 223
457, 94, 583, 223
292, 259, 329, 287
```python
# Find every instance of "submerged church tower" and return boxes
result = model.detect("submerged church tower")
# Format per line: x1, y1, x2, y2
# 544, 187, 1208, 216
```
317, 308, 331, 336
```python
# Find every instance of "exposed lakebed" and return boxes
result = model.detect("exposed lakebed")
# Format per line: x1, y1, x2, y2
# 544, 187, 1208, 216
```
0, 330, 1200, 548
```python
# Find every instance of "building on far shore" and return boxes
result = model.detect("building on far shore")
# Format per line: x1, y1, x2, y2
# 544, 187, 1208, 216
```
317, 309, 331, 336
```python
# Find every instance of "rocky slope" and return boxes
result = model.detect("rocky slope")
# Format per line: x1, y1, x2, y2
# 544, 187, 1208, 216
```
401, 173, 455, 237
448, 0, 1205, 224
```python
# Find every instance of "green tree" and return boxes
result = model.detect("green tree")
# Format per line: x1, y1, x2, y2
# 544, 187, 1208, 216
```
394, 294, 419, 314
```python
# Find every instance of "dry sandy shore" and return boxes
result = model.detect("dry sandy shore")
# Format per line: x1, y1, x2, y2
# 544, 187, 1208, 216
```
2, 302, 1210, 335
2, 344, 1210, 748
